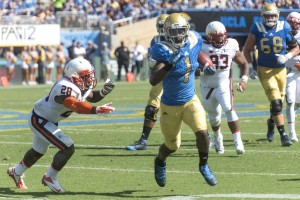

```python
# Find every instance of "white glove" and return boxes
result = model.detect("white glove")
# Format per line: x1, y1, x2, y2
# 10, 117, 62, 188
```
96, 102, 115, 115
276, 53, 292, 65
99, 80, 115, 97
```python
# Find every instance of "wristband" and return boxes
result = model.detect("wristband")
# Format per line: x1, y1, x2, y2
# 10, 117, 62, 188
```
99, 90, 106, 98
286, 52, 293, 60
241, 75, 248, 83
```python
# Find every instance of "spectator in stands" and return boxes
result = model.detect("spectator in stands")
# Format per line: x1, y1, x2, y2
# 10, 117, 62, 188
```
53, 0, 66, 13
131, 41, 145, 81
4, 46, 17, 83
67, 40, 76, 61
74, 42, 86, 58
114, 41, 130, 81
100, 42, 111, 82
85, 40, 98, 66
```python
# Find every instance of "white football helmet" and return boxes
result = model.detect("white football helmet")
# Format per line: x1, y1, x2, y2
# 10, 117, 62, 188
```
287, 12, 300, 31
64, 57, 97, 90
206, 21, 227, 48
261, 3, 279, 27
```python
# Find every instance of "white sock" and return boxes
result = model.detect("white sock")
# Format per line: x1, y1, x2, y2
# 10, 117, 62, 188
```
232, 132, 241, 141
15, 160, 28, 175
288, 122, 295, 134
214, 129, 221, 137
46, 166, 59, 179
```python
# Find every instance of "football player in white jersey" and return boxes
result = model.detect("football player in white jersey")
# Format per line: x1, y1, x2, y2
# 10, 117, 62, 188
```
7, 58, 115, 193
285, 12, 300, 142
198, 21, 249, 154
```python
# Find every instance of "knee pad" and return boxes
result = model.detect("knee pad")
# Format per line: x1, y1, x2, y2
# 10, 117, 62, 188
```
270, 99, 282, 115
144, 105, 159, 122
52, 145, 75, 171
64, 144, 75, 158
209, 118, 221, 127
225, 110, 238, 122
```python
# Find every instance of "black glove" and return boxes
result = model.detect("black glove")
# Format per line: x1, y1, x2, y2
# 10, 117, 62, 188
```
99, 80, 115, 97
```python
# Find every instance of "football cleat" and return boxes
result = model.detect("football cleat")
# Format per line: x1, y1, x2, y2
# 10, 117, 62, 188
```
289, 132, 299, 143
234, 139, 245, 154
42, 174, 65, 193
125, 139, 147, 151
214, 133, 224, 154
267, 119, 275, 142
199, 164, 217, 186
280, 135, 292, 146
154, 156, 166, 187
7, 167, 27, 190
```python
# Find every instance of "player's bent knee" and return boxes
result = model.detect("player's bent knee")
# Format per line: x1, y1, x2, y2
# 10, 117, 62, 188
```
225, 110, 238, 122
64, 144, 75, 158
165, 140, 180, 151
23, 148, 44, 167
209, 118, 221, 127
270, 99, 282, 116
144, 105, 159, 122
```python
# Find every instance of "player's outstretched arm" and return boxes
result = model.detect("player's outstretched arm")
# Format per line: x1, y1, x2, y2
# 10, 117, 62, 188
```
64, 97, 115, 114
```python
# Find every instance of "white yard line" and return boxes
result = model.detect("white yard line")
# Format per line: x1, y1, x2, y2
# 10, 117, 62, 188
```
0, 163, 298, 176
160, 194, 300, 200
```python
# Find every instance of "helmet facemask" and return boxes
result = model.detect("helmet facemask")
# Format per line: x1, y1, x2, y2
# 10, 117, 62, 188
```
263, 14, 278, 27
165, 25, 189, 48
74, 69, 97, 91
207, 33, 227, 48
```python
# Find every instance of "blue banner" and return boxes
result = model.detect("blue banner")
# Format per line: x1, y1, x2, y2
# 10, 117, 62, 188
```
60, 31, 100, 48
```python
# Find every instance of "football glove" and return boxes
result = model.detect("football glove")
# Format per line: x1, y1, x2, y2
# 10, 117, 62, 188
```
276, 53, 292, 65
249, 69, 258, 80
96, 102, 115, 115
202, 64, 216, 76
99, 80, 115, 97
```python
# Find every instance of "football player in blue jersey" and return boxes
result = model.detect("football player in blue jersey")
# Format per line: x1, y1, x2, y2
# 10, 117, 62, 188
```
125, 14, 169, 151
243, 3, 300, 146
149, 13, 217, 187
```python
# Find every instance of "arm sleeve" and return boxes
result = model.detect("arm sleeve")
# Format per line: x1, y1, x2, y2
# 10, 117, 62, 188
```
63, 96, 97, 114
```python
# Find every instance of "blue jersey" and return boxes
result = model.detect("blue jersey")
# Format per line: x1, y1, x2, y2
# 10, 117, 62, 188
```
150, 31, 202, 106
251, 21, 293, 68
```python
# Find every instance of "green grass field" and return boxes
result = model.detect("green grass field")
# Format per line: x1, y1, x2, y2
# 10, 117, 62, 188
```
0, 79, 300, 200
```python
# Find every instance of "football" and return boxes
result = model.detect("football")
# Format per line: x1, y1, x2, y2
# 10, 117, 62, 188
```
197, 52, 214, 68
294, 63, 300, 71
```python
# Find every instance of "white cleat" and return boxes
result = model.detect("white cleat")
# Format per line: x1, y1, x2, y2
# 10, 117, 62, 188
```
214, 133, 225, 154
42, 175, 65, 193
234, 139, 245, 154
7, 167, 28, 190
289, 132, 299, 143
